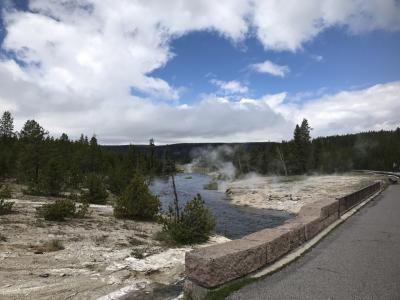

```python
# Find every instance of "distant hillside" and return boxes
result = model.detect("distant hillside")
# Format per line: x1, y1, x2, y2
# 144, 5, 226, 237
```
103, 128, 400, 173
103, 142, 277, 164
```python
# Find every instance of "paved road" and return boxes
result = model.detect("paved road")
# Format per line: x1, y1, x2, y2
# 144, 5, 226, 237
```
229, 184, 400, 300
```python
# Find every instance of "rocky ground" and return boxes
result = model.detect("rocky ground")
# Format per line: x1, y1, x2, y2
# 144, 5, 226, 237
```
225, 173, 385, 213
0, 186, 229, 300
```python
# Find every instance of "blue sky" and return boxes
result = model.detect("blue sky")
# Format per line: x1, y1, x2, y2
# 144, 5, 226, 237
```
0, 1, 399, 144
153, 28, 400, 102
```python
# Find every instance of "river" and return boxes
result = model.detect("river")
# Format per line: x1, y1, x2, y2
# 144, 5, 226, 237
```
150, 173, 293, 239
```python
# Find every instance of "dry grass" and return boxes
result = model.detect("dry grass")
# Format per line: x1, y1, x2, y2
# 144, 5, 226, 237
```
31, 239, 65, 253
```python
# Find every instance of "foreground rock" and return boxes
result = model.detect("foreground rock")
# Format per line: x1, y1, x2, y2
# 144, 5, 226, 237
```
0, 194, 228, 300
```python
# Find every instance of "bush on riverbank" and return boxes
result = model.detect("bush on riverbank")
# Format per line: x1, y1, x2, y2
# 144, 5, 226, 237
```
36, 199, 90, 221
114, 175, 160, 220
161, 194, 215, 244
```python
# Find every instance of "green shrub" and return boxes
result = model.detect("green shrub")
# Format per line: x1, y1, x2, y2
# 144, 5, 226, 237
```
75, 200, 91, 218
36, 199, 76, 221
114, 175, 160, 220
162, 194, 215, 244
131, 247, 146, 259
0, 199, 14, 215
37, 199, 90, 221
81, 174, 108, 204
0, 184, 12, 198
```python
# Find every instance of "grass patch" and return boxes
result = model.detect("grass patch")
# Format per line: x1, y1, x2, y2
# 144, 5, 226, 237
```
277, 175, 306, 183
128, 236, 145, 246
0, 233, 7, 242
136, 232, 149, 238
93, 234, 108, 244
130, 247, 148, 259
203, 277, 256, 300
32, 239, 65, 253
0, 199, 14, 215
153, 230, 179, 247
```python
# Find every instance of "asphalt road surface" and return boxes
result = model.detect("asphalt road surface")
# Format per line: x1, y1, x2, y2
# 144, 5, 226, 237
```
229, 184, 400, 300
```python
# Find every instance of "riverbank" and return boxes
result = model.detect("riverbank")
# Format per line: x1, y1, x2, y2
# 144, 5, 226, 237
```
224, 173, 385, 213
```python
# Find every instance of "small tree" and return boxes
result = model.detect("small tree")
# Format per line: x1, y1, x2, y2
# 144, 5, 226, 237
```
162, 194, 215, 244
0, 184, 12, 199
81, 174, 108, 204
114, 174, 160, 220
0, 182, 13, 215
39, 159, 64, 196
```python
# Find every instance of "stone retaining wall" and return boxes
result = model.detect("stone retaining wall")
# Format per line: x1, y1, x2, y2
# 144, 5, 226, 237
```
184, 181, 382, 299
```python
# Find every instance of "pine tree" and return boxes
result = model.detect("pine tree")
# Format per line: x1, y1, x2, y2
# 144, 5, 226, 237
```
82, 173, 108, 204
293, 119, 312, 174
89, 135, 102, 172
114, 174, 160, 220
39, 159, 64, 196
18, 120, 48, 187
0, 111, 16, 178
0, 111, 14, 138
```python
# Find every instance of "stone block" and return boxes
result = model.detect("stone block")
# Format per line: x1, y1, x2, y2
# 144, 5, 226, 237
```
320, 199, 339, 218
279, 221, 307, 250
243, 227, 291, 264
185, 239, 267, 288
299, 199, 339, 219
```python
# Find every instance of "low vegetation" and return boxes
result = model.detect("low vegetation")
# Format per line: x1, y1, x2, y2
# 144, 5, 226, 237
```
114, 175, 160, 220
31, 239, 65, 253
36, 199, 90, 221
0, 233, 7, 242
0, 198, 14, 215
162, 194, 215, 244
0, 184, 12, 198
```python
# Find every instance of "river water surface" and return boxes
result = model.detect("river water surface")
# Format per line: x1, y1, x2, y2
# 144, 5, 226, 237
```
150, 173, 293, 239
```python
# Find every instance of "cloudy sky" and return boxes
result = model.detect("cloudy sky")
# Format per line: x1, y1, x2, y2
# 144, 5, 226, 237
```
0, 0, 399, 144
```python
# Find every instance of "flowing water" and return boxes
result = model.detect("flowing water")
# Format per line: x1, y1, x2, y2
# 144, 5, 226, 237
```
150, 173, 293, 239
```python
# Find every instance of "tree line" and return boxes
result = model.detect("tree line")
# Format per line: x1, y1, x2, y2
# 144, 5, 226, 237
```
227, 119, 400, 176
236, 119, 400, 176
0, 111, 174, 197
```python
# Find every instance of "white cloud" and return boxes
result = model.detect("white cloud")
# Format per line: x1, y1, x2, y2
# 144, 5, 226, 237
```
268, 81, 400, 138
0, 1, 400, 143
250, 60, 290, 77
311, 55, 323, 62
210, 79, 248, 94
252, 0, 400, 51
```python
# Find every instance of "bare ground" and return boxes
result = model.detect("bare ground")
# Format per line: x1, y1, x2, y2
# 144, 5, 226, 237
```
225, 173, 386, 213
0, 188, 229, 300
